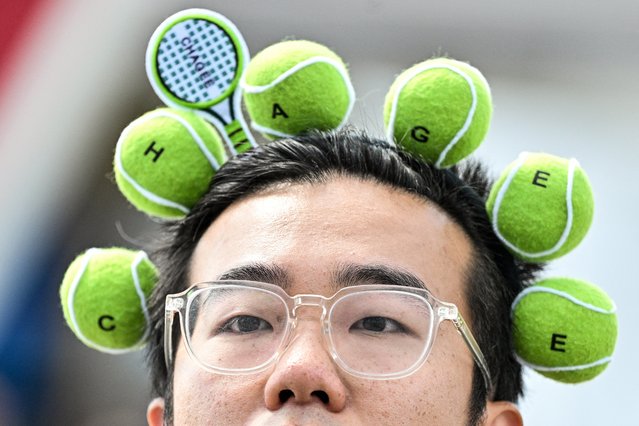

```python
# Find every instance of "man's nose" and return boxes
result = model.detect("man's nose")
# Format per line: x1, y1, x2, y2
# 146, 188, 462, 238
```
263, 317, 348, 412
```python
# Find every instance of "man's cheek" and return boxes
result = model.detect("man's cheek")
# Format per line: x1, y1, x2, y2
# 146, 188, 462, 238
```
173, 365, 268, 422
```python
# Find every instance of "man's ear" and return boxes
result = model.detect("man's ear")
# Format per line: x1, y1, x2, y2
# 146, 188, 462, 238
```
483, 401, 523, 426
147, 397, 165, 426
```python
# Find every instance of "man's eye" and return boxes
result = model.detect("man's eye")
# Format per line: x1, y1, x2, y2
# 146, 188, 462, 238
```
219, 315, 272, 334
350, 316, 405, 333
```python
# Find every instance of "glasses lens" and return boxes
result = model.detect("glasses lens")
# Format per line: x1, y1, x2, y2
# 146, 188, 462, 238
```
185, 285, 289, 371
329, 290, 434, 376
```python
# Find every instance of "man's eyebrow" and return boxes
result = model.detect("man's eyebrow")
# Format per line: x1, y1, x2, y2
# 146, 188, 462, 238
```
216, 263, 291, 291
332, 263, 429, 291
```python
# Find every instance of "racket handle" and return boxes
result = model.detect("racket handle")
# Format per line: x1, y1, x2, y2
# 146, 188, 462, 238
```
225, 120, 256, 154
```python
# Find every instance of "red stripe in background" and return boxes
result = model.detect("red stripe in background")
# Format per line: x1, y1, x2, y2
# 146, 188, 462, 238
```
0, 0, 49, 98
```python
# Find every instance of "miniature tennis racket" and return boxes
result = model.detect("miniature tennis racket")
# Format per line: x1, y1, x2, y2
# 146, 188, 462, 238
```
146, 9, 256, 155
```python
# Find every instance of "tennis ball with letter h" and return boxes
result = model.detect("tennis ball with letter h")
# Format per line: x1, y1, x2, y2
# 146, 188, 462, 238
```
486, 152, 594, 262
114, 108, 227, 219
512, 277, 617, 383
240, 40, 356, 139
384, 57, 492, 168
59, 247, 158, 353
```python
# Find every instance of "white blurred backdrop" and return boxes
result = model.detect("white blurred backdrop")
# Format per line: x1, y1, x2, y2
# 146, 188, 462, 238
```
0, 0, 637, 424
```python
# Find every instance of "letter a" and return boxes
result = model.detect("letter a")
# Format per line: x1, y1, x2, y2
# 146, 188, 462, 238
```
272, 103, 289, 119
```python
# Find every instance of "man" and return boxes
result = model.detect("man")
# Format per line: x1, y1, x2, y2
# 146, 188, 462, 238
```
145, 129, 540, 425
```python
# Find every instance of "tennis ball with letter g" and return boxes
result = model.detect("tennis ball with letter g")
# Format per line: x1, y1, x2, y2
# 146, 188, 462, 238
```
512, 277, 617, 383
384, 57, 492, 168
59, 247, 158, 353
486, 152, 594, 262
241, 40, 355, 140
114, 108, 227, 219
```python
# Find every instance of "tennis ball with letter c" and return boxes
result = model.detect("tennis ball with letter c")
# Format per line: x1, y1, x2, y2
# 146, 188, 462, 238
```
512, 277, 617, 383
59, 247, 158, 353
240, 40, 355, 140
384, 57, 492, 168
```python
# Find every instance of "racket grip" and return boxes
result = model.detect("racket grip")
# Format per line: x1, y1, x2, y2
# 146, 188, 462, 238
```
225, 120, 255, 154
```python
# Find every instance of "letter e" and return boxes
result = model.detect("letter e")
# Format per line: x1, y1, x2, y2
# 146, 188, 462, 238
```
532, 170, 550, 188
550, 333, 567, 352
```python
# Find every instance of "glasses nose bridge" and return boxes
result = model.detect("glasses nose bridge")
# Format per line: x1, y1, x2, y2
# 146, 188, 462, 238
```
290, 294, 328, 318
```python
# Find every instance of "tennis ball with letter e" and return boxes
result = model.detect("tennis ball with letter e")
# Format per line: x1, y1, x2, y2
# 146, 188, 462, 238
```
486, 152, 594, 262
512, 277, 617, 383
114, 108, 227, 219
59, 248, 158, 353
240, 40, 355, 139
384, 57, 492, 168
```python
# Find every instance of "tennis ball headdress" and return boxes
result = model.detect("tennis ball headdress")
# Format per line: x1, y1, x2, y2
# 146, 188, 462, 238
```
59, 8, 617, 385
511, 277, 617, 383
240, 39, 355, 140
59, 248, 157, 353
383, 57, 492, 168
114, 108, 227, 219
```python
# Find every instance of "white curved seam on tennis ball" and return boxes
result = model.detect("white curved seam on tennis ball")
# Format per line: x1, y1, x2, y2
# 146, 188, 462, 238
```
385, 63, 478, 167
67, 248, 98, 348
130, 251, 152, 348
67, 249, 137, 354
115, 115, 189, 214
433, 67, 477, 168
511, 286, 617, 318
158, 109, 221, 169
515, 353, 612, 372
492, 154, 578, 258
115, 109, 220, 215
192, 110, 238, 157
240, 56, 356, 132
145, 8, 244, 115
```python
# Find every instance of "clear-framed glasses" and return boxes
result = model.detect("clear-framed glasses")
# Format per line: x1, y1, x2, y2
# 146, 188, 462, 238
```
164, 281, 493, 392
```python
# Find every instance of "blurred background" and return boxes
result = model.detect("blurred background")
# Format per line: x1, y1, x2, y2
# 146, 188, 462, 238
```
0, 0, 636, 424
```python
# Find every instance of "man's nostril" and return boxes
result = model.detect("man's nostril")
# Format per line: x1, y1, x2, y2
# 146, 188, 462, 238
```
311, 390, 329, 404
279, 389, 294, 403
278, 389, 330, 404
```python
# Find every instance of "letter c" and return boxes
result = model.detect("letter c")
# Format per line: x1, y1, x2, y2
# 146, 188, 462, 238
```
98, 315, 116, 331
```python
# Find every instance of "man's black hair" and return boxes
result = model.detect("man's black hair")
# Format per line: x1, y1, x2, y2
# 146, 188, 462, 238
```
145, 128, 542, 425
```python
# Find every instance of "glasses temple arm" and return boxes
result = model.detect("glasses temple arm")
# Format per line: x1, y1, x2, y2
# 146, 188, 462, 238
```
164, 307, 177, 370
453, 315, 494, 397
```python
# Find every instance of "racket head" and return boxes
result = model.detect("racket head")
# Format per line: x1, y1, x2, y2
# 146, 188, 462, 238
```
146, 9, 248, 110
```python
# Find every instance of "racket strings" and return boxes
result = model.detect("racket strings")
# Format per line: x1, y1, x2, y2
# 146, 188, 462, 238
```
157, 20, 239, 103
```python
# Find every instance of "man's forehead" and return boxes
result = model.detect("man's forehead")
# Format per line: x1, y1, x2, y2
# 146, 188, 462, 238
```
189, 176, 474, 303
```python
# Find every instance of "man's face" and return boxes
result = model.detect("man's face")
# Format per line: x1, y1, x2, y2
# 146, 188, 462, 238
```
158, 176, 480, 425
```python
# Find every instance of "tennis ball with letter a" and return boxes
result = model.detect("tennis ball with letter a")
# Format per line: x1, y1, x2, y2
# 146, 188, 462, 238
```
59, 247, 158, 353
486, 152, 594, 262
512, 277, 617, 383
241, 40, 355, 140
384, 57, 492, 168
114, 108, 227, 219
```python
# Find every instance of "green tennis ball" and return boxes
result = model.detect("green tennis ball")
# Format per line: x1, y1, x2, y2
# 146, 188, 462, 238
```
384, 57, 492, 168
114, 108, 227, 219
59, 247, 158, 353
512, 277, 617, 383
486, 152, 594, 262
241, 40, 355, 140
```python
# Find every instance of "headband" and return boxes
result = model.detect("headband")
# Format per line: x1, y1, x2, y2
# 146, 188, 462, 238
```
59, 8, 617, 386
